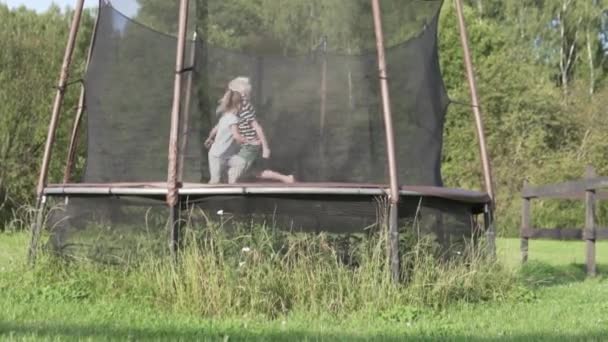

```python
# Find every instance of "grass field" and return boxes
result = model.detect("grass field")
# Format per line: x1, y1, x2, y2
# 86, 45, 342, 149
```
1, 232, 607, 341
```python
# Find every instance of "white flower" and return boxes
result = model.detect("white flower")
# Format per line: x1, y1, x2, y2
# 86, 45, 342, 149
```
217, 209, 224, 216
241, 247, 251, 253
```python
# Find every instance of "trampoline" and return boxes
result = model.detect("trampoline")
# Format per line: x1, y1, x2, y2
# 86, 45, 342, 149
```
30, 0, 495, 280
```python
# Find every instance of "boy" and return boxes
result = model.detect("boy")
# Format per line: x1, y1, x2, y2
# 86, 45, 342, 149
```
225, 77, 294, 184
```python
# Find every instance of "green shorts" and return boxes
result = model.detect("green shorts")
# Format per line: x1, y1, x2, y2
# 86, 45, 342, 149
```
237, 144, 262, 166
227, 144, 267, 182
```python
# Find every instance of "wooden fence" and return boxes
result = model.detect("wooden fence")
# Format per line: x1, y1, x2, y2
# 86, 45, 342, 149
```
521, 166, 608, 276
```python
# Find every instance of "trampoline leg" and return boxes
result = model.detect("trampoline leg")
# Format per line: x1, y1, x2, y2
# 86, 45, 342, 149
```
389, 201, 400, 283
28, 196, 47, 264
169, 203, 181, 259
484, 204, 496, 259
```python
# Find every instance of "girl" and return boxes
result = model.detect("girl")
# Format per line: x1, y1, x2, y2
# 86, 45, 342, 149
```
204, 89, 244, 184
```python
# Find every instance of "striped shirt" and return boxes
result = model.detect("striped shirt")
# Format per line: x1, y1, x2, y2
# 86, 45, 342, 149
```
238, 98, 259, 144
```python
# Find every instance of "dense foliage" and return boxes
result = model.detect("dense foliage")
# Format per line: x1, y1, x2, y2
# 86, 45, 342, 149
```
440, 1, 608, 232
0, 4, 93, 225
0, 0, 607, 234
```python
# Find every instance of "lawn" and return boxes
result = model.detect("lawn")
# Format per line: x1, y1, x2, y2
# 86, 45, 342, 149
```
1, 232, 607, 341
498, 238, 608, 268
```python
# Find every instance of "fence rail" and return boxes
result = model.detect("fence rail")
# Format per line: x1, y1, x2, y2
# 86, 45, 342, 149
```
522, 177, 608, 199
521, 228, 608, 240
521, 166, 604, 276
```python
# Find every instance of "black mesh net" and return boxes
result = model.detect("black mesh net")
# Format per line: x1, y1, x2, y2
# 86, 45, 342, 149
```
44, 0, 486, 260
82, 0, 447, 185
45, 194, 478, 262
45, 196, 169, 263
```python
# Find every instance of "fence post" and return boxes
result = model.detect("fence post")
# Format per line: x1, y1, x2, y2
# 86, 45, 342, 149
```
521, 180, 530, 263
585, 166, 597, 277
484, 204, 496, 259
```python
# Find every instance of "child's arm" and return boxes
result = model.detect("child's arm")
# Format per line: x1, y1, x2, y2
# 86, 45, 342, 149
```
252, 120, 270, 158
230, 124, 247, 144
204, 125, 219, 148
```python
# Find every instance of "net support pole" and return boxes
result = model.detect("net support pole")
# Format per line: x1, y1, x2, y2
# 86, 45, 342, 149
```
454, 0, 496, 256
319, 36, 328, 180
454, 0, 494, 201
483, 203, 495, 258
63, 3, 102, 183
35, 0, 85, 200
371, 0, 400, 283
255, 57, 263, 103
30, 0, 85, 264
167, 0, 190, 256
177, 32, 197, 183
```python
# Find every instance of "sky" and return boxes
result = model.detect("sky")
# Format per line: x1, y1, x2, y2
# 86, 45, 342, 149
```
1, 0, 139, 15
1, 0, 97, 12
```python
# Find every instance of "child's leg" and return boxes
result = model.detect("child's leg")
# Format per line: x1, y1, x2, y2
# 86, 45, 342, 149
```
208, 154, 222, 184
257, 169, 295, 183
227, 155, 248, 184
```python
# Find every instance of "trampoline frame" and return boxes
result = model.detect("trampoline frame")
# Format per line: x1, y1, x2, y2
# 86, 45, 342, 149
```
29, 0, 497, 281
41, 183, 489, 205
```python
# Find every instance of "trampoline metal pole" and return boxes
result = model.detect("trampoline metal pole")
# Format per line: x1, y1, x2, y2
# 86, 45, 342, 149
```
177, 32, 197, 183
30, 0, 85, 264
167, 0, 190, 255
455, 0, 496, 257
36, 0, 86, 200
319, 37, 328, 180
63, 2, 102, 183
28, 0, 84, 263
371, 0, 400, 283
454, 0, 495, 203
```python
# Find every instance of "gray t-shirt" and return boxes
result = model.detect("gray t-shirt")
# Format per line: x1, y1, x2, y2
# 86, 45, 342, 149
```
209, 112, 239, 158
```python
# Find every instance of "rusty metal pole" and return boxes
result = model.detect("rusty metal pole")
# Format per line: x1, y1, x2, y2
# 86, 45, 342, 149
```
371, 0, 401, 282
454, 0, 495, 202
36, 0, 86, 198
319, 36, 328, 180
167, 0, 190, 256
63, 3, 102, 183
455, 0, 496, 257
177, 32, 198, 183
30, 0, 86, 263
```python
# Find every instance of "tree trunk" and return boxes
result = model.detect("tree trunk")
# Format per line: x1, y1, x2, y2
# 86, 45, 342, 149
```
476, 0, 483, 22
559, 10, 568, 95
586, 28, 595, 95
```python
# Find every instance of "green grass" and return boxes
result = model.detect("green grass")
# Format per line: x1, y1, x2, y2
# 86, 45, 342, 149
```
498, 238, 608, 268
1, 232, 607, 341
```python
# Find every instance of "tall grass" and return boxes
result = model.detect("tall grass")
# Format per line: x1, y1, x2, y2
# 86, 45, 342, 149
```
20, 204, 519, 320
142, 209, 517, 318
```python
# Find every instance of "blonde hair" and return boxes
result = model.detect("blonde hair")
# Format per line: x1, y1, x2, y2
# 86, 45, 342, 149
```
228, 76, 252, 98
216, 89, 242, 115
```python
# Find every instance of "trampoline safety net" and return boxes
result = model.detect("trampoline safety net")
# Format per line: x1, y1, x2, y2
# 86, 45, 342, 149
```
84, 0, 447, 185
43, 0, 486, 260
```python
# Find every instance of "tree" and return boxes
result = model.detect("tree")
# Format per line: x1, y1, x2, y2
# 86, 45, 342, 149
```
0, 5, 92, 226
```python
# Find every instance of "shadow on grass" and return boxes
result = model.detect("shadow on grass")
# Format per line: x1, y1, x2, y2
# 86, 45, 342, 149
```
519, 261, 607, 287
1, 322, 608, 341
